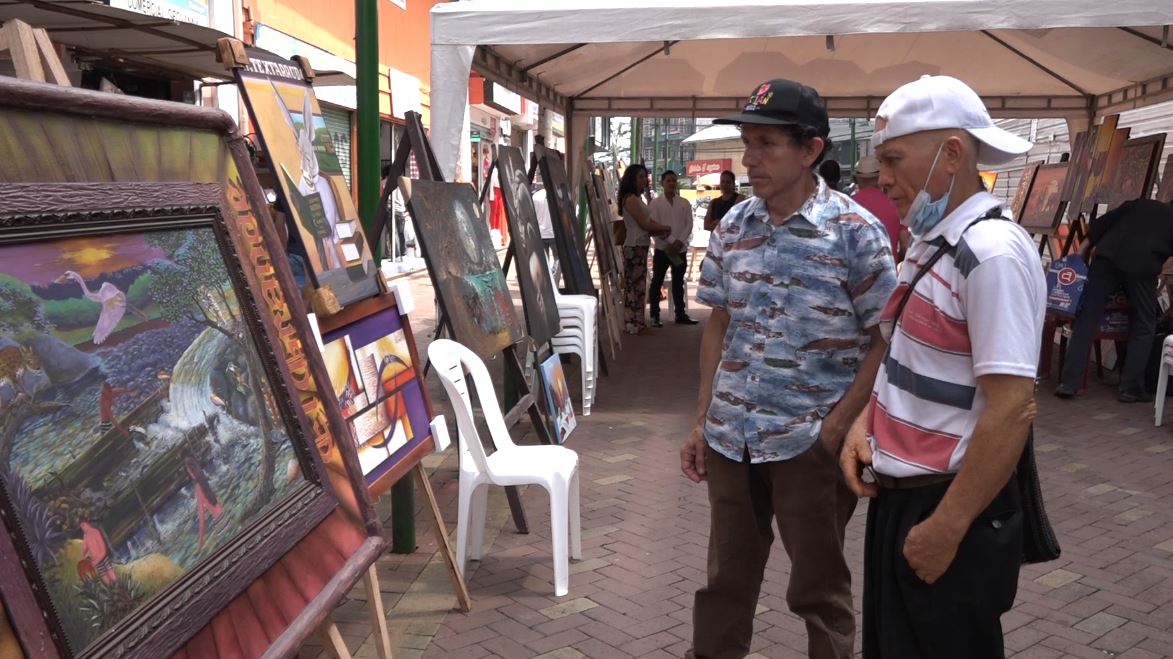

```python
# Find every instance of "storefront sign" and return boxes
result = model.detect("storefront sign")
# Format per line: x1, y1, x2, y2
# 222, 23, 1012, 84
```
551, 111, 565, 136
515, 98, 540, 130
389, 68, 422, 120
686, 159, 733, 177
110, 0, 208, 26
483, 82, 521, 115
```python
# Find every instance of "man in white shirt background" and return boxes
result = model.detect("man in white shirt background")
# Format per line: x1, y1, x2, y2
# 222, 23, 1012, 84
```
648, 170, 698, 326
532, 181, 557, 257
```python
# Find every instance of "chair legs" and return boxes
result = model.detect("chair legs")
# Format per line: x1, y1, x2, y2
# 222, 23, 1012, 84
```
549, 482, 570, 598
470, 483, 489, 562
569, 471, 582, 561
456, 481, 490, 575
1157, 359, 1171, 426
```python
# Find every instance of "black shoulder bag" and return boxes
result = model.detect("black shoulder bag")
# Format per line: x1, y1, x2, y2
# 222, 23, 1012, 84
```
891, 208, 1061, 565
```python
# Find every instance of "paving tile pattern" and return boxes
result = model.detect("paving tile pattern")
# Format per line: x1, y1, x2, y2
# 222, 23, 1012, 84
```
297, 268, 1173, 659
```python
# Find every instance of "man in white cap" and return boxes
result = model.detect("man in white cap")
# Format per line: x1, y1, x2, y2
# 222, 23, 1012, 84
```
839, 75, 1046, 658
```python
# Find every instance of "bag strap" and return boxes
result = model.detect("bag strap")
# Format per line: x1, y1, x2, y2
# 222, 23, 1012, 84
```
891, 206, 1008, 326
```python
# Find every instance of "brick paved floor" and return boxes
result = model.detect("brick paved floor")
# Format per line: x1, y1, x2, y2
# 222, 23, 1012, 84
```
299, 267, 1173, 659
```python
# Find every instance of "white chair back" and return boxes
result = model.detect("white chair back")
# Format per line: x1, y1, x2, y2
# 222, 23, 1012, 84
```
428, 339, 516, 477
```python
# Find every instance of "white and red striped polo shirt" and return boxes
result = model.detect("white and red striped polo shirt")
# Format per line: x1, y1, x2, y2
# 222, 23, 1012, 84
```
868, 192, 1046, 478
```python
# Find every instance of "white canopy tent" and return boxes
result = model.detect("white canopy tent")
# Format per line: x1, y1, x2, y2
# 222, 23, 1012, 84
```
430, 0, 1173, 183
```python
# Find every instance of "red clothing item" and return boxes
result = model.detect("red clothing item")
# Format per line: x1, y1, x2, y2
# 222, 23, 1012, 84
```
853, 187, 903, 259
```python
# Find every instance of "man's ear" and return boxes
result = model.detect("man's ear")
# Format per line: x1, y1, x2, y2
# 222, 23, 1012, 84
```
805, 136, 827, 169
943, 134, 969, 174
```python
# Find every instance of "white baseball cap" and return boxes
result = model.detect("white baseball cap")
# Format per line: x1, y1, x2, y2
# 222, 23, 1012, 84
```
871, 75, 1033, 166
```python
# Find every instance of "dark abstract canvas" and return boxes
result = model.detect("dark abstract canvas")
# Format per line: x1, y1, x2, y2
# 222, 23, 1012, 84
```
496, 146, 560, 345
535, 145, 594, 296
1101, 135, 1165, 211
1020, 163, 1069, 231
401, 179, 523, 359
1011, 162, 1040, 223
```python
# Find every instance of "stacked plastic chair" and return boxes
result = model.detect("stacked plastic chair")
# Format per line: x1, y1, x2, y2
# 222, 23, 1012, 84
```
548, 260, 599, 415
428, 339, 582, 597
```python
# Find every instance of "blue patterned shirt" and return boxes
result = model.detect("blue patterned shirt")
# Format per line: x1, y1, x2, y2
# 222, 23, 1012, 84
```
696, 176, 898, 463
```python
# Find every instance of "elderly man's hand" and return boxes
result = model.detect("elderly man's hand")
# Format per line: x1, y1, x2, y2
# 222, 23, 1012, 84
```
680, 425, 708, 483
902, 515, 966, 584
840, 424, 878, 498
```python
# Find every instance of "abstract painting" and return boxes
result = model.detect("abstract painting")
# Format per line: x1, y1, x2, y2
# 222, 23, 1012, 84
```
401, 179, 523, 359
539, 354, 576, 445
1078, 117, 1126, 213
236, 51, 379, 307
1019, 163, 1069, 231
0, 223, 304, 654
1101, 135, 1165, 211
536, 145, 595, 296
318, 303, 432, 493
1011, 162, 1041, 223
979, 170, 998, 193
496, 146, 560, 345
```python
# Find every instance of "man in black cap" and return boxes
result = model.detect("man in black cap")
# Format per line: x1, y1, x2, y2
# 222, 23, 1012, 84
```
681, 79, 897, 659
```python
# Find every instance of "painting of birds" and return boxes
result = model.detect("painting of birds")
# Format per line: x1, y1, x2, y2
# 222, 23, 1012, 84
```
54, 271, 146, 345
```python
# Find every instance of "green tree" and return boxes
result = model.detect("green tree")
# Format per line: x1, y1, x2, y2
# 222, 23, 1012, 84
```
0, 275, 52, 339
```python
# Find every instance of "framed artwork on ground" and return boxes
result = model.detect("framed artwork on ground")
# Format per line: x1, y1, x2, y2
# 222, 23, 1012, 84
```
400, 179, 524, 360
496, 146, 560, 345
538, 355, 576, 445
0, 76, 379, 659
1019, 163, 1070, 232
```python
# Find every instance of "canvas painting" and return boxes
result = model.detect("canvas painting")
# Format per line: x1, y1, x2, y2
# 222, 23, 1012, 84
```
0, 226, 304, 652
536, 145, 595, 296
236, 53, 378, 307
1101, 135, 1165, 211
319, 304, 431, 489
1157, 155, 1173, 204
539, 355, 576, 445
401, 179, 523, 359
496, 146, 560, 345
1061, 130, 1093, 204
1078, 117, 1125, 213
1011, 163, 1041, 222
585, 174, 619, 279
979, 170, 998, 193
1019, 163, 1069, 231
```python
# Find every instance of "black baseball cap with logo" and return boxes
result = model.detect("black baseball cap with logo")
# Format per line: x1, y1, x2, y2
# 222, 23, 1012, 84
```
715, 79, 830, 137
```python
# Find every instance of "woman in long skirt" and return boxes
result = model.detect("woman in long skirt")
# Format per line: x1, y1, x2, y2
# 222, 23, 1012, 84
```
617, 165, 671, 334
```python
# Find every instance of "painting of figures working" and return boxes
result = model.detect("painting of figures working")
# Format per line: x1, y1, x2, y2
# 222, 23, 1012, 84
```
0, 225, 303, 652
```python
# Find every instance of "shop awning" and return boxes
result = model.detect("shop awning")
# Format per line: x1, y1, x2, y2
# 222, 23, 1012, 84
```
1, 0, 253, 81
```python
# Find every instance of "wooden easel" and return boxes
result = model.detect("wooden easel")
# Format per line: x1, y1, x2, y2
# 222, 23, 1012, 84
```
384, 114, 537, 535
0, 19, 70, 86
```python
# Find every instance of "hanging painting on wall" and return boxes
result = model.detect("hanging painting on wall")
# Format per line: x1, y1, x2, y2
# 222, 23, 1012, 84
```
496, 146, 560, 345
235, 50, 379, 307
401, 179, 523, 359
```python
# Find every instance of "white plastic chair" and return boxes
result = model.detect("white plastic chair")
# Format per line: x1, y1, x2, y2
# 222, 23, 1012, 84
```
428, 339, 582, 597
548, 262, 600, 414
1155, 335, 1173, 426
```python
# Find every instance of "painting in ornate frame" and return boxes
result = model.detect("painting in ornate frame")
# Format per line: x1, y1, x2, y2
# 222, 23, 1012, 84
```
1100, 135, 1166, 211
0, 76, 379, 659
234, 50, 380, 308
1019, 163, 1070, 232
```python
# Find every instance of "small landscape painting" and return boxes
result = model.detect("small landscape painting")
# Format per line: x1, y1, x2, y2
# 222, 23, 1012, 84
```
539, 355, 576, 445
1019, 163, 1069, 231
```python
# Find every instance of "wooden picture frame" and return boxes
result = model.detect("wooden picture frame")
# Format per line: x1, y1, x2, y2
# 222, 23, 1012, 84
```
1010, 162, 1041, 222
1018, 163, 1070, 232
0, 76, 379, 659
314, 294, 436, 498
1101, 134, 1166, 210
1157, 154, 1173, 204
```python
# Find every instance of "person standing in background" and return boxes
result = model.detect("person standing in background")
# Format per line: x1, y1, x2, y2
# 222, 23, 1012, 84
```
532, 181, 557, 255
648, 170, 698, 326
618, 164, 671, 335
819, 159, 843, 192
852, 155, 906, 262
704, 170, 748, 232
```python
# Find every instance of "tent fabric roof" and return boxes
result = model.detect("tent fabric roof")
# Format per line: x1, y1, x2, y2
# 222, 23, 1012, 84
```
429, 0, 1173, 180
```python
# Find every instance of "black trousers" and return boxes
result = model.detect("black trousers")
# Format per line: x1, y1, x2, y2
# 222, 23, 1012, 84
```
649, 248, 686, 320
863, 476, 1023, 659
1059, 257, 1158, 395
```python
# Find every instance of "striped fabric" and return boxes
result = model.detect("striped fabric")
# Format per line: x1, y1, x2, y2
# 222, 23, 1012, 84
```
868, 192, 1046, 478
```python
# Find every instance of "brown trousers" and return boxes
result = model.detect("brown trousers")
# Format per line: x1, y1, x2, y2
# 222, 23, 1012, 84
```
691, 441, 858, 659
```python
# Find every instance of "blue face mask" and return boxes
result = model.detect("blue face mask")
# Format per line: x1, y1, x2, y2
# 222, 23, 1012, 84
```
902, 142, 956, 236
